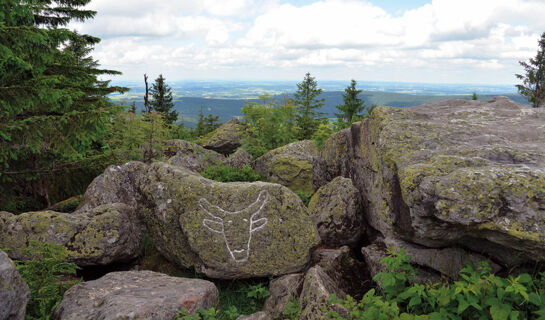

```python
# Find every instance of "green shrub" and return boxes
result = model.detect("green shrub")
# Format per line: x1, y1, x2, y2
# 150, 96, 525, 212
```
327, 248, 545, 320
295, 190, 312, 207
15, 241, 81, 320
202, 165, 263, 182
312, 122, 334, 149
282, 296, 302, 320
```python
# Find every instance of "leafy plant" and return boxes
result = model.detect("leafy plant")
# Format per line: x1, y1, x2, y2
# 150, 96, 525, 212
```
327, 247, 545, 320
15, 241, 81, 320
312, 122, 334, 149
202, 165, 263, 182
247, 283, 271, 301
283, 296, 302, 320
177, 307, 219, 320
295, 190, 312, 207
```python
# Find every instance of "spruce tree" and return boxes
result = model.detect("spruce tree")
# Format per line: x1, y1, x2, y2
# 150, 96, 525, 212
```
516, 32, 545, 108
294, 72, 325, 139
335, 79, 366, 125
0, 0, 127, 208
150, 74, 178, 124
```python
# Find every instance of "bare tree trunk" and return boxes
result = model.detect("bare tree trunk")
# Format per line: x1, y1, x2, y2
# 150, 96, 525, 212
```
144, 74, 154, 163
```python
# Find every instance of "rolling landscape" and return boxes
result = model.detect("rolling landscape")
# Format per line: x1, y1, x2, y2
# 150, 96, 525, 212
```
109, 80, 528, 126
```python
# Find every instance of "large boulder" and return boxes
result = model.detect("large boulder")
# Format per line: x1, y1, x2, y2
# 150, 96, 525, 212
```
166, 140, 225, 172
138, 162, 320, 278
324, 97, 545, 267
54, 271, 218, 320
308, 177, 364, 247
0, 203, 142, 266
0, 250, 30, 320
254, 140, 332, 194
202, 118, 245, 154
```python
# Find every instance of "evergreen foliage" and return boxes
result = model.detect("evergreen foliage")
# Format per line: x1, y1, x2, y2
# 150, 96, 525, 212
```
15, 241, 80, 320
0, 0, 127, 208
335, 80, 366, 127
516, 32, 545, 108
294, 73, 326, 139
202, 165, 263, 182
151, 74, 178, 124
241, 95, 298, 158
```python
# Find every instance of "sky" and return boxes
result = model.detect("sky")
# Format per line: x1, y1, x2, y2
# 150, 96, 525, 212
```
70, 0, 545, 84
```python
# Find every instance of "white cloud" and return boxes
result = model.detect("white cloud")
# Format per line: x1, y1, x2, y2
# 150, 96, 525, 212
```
79, 0, 545, 83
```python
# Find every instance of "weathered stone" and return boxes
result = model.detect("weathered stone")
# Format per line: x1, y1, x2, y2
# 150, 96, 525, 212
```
299, 266, 347, 320
236, 312, 270, 320
0, 250, 30, 320
254, 140, 332, 194
203, 118, 245, 154
139, 162, 319, 279
166, 140, 225, 172
308, 177, 364, 246
224, 148, 253, 169
311, 247, 370, 299
77, 161, 148, 213
54, 271, 218, 320
263, 273, 304, 319
0, 203, 142, 266
324, 97, 545, 267
385, 238, 501, 278
48, 195, 84, 213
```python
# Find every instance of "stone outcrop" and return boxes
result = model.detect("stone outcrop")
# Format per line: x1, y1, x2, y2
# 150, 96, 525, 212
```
254, 140, 332, 194
166, 140, 225, 172
223, 148, 253, 169
324, 97, 545, 268
236, 312, 270, 320
139, 163, 319, 278
54, 271, 218, 320
0, 250, 30, 320
0, 203, 142, 266
308, 177, 364, 247
203, 118, 245, 154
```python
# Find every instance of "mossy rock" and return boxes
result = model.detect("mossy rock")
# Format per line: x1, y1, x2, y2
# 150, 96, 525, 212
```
0, 250, 30, 320
324, 97, 545, 266
202, 118, 245, 155
0, 203, 142, 266
138, 162, 320, 279
166, 139, 225, 172
253, 140, 332, 194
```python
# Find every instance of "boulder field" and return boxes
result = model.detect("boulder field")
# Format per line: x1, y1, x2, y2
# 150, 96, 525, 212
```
0, 97, 543, 319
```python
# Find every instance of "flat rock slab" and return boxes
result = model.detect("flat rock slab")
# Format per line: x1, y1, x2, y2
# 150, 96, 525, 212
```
54, 271, 218, 320
203, 118, 245, 155
0, 250, 30, 320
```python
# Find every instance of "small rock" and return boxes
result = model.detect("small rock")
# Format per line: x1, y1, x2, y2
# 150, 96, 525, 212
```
254, 140, 332, 194
54, 271, 218, 320
166, 140, 225, 172
203, 119, 245, 154
0, 250, 30, 320
308, 177, 364, 247
263, 273, 304, 318
299, 266, 347, 320
224, 149, 253, 169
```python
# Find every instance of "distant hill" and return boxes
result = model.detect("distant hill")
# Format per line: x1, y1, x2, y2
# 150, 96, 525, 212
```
118, 91, 528, 127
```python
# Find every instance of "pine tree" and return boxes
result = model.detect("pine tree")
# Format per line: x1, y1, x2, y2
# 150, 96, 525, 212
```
294, 72, 326, 139
204, 114, 220, 133
516, 32, 545, 108
335, 79, 366, 126
150, 74, 178, 124
0, 0, 127, 208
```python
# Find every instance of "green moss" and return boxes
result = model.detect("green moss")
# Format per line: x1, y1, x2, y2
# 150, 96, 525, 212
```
270, 157, 314, 194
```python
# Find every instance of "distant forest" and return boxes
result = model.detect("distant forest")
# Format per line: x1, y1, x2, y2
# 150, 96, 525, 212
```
117, 91, 529, 127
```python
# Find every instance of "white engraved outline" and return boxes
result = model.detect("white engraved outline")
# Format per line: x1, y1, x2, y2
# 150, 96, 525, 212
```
200, 190, 269, 262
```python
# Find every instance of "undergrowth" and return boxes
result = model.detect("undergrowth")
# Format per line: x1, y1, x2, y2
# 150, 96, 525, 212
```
327, 248, 545, 320
15, 241, 81, 320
